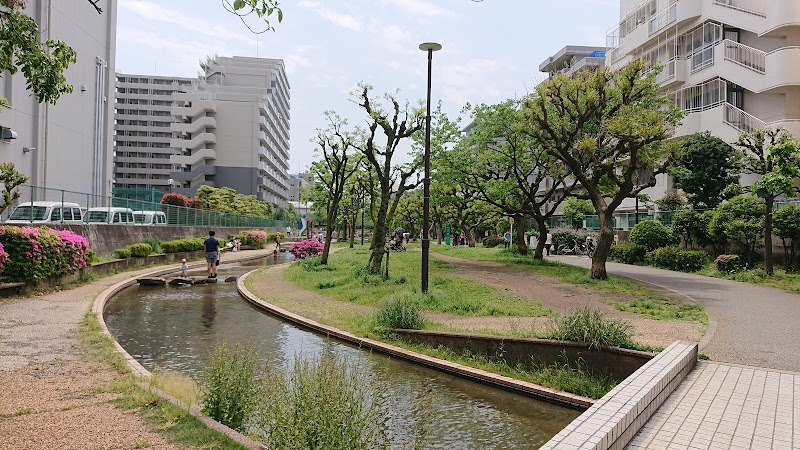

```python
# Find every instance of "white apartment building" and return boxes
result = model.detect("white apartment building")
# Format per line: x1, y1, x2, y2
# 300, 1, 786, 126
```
113, 74, 193, 190
0, 0, 117, 197
170, 56, 290, 206
539, 45, 608, 78
288, 172, 313, 202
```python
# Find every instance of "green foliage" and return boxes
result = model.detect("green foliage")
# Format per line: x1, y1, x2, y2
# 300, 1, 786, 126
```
199, 343, 261, 432
672, 208, 707, 249
671, 132, 739, 209
549, 307, 634, 349
0, 163, 28, 215
228, 0, 283, 32
196, 186, 273, 219
562, 198, 594, 229
113, 247, 132, 259
737, 128, 800, 201
374, 294, 425, 330
127, 243, 153, 258
0, 6, 77, 104
774, 204, 800, 271
85, 248, 97, 264
629, 220, 678, 252
0, 226, 90, 282
612, 298, 707, 323
609, 243, 646, 264
654, 192, 686, 211
646, 247, 708, 272
709, 196, 765, 268
482, 235, 503, 248
265, 232, 284, 242
142, 238, 162, 254
160, 238, 205, 253
714, 254, 744, 273
550, 227, 596, 251
237, 229, 267, 248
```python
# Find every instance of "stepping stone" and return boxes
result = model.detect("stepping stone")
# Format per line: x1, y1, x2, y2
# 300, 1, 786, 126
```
224, 276, 237, 282
168, 278, 193, 286
190, 277, 209, 285
137, 277, 166, 286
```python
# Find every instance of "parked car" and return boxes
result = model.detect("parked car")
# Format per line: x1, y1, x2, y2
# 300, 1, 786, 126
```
133, 211, 167, 225
84, 207, 135, 224
5, 201, 84, 224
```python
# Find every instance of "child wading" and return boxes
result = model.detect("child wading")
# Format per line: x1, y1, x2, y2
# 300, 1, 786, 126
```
180, 258, 188, 278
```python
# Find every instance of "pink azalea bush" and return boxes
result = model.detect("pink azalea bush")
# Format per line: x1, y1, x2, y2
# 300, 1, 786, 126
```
237, 229, 268, 248
289, 238, 324, 259
0, 242, 7, 274
0, 226, 91, 282
714, 254, 743, 273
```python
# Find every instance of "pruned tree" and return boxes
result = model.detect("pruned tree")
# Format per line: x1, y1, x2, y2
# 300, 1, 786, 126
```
734, 128, 800, 275
523, 61, 682, 279
392, 190, 423, 242
311, 112, 361, 264
670, 132, 740, 209
563, 198, 595, 231
0, 162, 28, 215
709, 196, 765, 269
774, 204, 800, 272
352, 84, 424, 274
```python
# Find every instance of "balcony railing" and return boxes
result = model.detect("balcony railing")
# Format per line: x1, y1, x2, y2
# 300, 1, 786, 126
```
668, 78, 726, 114
649, 2, 678, 36
712, 0, 766, 18
724, 103, 765, 133
723, 39, 766, 74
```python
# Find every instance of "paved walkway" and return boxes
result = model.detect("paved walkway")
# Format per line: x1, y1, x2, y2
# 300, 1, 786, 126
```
552, 256, 800, 373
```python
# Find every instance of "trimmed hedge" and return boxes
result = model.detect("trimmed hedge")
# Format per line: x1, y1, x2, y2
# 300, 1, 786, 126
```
113, 248, 132, 259
609, 243, 647, 265
128, 243, 153, 258
646, 247, 707, 272
266, 232, 285, 242
630, 220, 677, 252
161, 237, 205, 254
714, 254, 744, 273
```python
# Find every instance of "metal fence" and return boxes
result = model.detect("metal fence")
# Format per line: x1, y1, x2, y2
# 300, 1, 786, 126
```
2, 184, 294, 229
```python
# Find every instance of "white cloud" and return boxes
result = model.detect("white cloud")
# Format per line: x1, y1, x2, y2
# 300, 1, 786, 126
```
436, 58, 504, 106
297, 0, 364, 32
121, 0, 251, 45
386, 0, 455, 18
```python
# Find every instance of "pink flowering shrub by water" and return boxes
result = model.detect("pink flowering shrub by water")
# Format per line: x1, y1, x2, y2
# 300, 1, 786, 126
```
237, 229, 268, 248
0, 226, 90, 282
289, 239, 324, 259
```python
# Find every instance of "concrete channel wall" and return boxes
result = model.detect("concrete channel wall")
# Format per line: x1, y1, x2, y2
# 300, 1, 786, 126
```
541, 341, 698, 450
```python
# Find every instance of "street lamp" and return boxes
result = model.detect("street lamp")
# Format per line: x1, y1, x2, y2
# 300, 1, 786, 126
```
168, 178, 174, 194
419, 42, 442, 294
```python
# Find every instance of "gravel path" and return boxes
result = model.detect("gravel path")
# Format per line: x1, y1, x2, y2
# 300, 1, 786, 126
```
0, 250, 274, 450
552, 255, 800, 372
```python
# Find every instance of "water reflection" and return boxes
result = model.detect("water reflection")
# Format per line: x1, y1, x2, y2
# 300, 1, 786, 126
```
104, 254, 578, 449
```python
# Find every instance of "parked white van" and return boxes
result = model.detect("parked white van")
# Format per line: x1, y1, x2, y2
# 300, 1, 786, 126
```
5, 201, 84, 224
84, 207, 135, 224
133, 211, 167, 225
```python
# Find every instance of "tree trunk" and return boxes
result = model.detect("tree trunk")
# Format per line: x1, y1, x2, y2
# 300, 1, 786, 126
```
591, 211, 614, 280
368, 195, 391, 274
468, 229, 477, 247
515, 214, 528, 255
349, 215, 356, 249
764, 196, 774, 276
436, 220, 443, 244
321, 215, 336, 265
534, 218, 547, 259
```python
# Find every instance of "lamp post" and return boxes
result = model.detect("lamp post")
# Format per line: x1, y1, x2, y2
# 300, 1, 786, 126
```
419, 42, 442, 294
168, 178, 174, 194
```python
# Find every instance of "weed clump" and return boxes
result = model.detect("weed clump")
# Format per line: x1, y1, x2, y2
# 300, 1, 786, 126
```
549, 307, 634, 349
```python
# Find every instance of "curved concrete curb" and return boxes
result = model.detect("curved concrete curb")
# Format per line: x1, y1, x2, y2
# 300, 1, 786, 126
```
92, 251, 276, 450
237, 269, 595, 410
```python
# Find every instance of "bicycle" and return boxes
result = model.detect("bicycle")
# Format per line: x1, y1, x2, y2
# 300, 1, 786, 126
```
557, 237, 596, 257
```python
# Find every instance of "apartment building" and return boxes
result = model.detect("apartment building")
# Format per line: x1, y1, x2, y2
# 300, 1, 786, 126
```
539, 45, 607, 77
113, 74, 194, 190
0, 0, 117, 197
288, 172, 313, 202
170, 56, 291, 206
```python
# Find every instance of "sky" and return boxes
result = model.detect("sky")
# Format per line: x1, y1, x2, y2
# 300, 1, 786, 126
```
115, 0, 621, 173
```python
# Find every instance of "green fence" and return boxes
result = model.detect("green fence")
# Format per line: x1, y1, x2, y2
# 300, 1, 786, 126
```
3, 184, 294, 229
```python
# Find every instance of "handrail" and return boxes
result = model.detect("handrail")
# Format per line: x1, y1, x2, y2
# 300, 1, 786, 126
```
723, 39, 766, 74
723, 102, 766, 133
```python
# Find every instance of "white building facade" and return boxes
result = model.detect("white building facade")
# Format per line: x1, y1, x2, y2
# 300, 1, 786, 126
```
0, 0, 117, 197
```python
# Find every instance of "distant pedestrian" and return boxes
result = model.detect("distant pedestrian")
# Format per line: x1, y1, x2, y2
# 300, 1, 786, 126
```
317, 231, 324, 243
503, 231, 512, 249
275, 233, 281, 251
459, 231, 466, 246
286, 226, 292, 237
204, 230, 219, 278
545, 231, 553, 256
180, 258, 188, 278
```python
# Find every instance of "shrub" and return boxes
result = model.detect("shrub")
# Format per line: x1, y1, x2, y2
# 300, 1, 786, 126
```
629, 220, 677, 252
142, 238, 162, 254
160, 237, 205, 253
237, 229, 268, 248
714, 254, 743, 273
549, 307, 634, 349
289, 238, 324, 259
85, 248, 97, 264
0, 226, 90, 282
609, 243, 647, 264
128, 243, 153, 258
646, 247, 707, 272
113, 248, 132, 259
482, 235, 503, 248
266, 232, 285, 242
160, 192, 190, 207
0, 242, 7, 274
375, 295, 425, 330
199, 343, 261, 432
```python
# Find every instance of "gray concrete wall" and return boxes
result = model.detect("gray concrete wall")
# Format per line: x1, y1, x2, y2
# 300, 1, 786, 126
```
214, 167, 260, 197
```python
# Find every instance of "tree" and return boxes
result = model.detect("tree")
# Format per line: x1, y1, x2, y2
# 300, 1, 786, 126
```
352, 85, 424, 274
710, 196, 765, 269
196, 185, 273, 218
774, 204, 800, 272
393, 190, 423, 242
654, 192, 686, 212
670, 132, 739, 209
223, 0, 283, 33
735, 128, 800, 275
311, 113, 360, 264
0, 162, 28, 215
563, 198, 594, 230
523, 61, 682, 279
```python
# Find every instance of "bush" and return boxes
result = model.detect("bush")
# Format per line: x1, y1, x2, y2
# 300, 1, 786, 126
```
374, 295, 425, 330
266, 232, 285, 242
549, 307, 634, 349
113, 248, 132, 259
238, 229, 268, 248
289, 239, 324, 259
714, 254, 743, 273
128, 243, 153, 258
0, 242, 7, 274
199, 343, 261, 432
646, 247, 707, 272
142, 238, 162, 254
629, 220, 677, 252
160, 237, 205, 253
609, 243, 647, 264
0, 226, 90, 282
482, 236, 503, 248
550, 227, 597, 252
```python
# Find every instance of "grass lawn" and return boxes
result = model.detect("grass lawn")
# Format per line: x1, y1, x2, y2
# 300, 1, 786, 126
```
432, 244, 708, 324
697, 263, 800, 293
284, 246, 552, 318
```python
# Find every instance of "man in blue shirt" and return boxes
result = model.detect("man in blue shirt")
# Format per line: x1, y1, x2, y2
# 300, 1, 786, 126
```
204, 230, 220, 278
